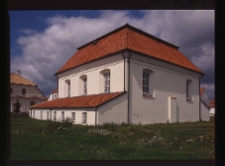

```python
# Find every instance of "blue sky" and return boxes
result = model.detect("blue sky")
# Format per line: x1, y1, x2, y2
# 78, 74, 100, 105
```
9, 10, 214, 100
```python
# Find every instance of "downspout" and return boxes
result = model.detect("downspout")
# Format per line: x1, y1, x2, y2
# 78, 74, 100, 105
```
94, 107, 97, 126
122, 50, 131, 124
199, 74, 203, 121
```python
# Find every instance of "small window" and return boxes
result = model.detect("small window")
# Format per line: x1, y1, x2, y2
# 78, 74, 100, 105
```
83, 77, 87, 95
65, 80, 70, 97
61, 111, 65, 121
54, 111, 57, 121
186, 80, 192, 100
40, 111, 43, 119
30, 101, 35, 106
47, 111, 49, 120
22, 88, 26, 95
72, 112, 75, 122
82, 112, 87, 123
143, 71, 150, 94
103, 72, 110, 93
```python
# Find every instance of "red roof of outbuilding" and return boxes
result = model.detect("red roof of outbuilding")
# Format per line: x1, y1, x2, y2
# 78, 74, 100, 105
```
30, 92, 125, 109
55, 24, 202, 75
200, 87, 205, 97
209, 98, 215, 108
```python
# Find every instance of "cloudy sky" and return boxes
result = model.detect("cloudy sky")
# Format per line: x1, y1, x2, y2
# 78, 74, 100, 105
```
9, 10, 214, 100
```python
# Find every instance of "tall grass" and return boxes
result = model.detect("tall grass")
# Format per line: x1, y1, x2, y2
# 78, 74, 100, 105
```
10, 116, 215, 160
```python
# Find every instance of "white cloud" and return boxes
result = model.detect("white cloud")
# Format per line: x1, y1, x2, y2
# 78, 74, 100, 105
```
10, 10, 214, 97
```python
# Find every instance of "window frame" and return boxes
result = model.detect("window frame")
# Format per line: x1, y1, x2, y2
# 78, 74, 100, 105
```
82, 112, 87, 124
186, 80, 192, 101
100, 69, 110, 93
40, 111, 43, 119
33, 110, 35, 118
142, 69, 154, 98
71, 112, 75, 122
54, 111, 57, 121
30, 101, 35, 106
65, 80, 71, 97
61, 111, 65, 121
47, 111, 49, 120
22, 88, 26, 95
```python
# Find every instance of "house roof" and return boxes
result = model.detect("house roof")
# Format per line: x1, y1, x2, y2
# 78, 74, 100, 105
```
200, 87, 205, 97
55, 24, 203, 75
209, 98, 215, 108
30, 91, 125, 109
10, 73, 36, 86
51, 89, 58, 94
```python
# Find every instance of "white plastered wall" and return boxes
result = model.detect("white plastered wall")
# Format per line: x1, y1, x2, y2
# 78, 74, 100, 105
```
57, 53, 125, 98
97, 93, 128, 125
30, 108, 96, 125
200, 101, 210, 121
129, 52, 202, 124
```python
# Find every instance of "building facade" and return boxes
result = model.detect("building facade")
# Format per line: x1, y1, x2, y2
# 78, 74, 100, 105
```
30, 24, 209, 125
11, 71, 47, 114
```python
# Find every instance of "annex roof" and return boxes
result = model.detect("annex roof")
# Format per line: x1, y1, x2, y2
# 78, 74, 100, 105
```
200, 87, 205, 97
208, 98, 215, 108
10, 73, 36, 86
55, 24, 202, 75
30, 92, 125, 109
51, 88, 58, 94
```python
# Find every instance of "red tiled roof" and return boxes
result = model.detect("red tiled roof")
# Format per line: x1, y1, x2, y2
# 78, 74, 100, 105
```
51, 89, 58, 94
30, 92, 125, 109
55, 24, 202, 75
200, 87, 205, 97
208, 98, 215, 108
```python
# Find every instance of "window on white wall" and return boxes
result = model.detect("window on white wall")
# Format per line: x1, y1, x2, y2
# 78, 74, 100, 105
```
62, 111, 65, 121
54, 111, 57, 121
143, 71, 150, 94
72, 112, 75, 122
80, 75, 87, 95
40, 111, 43, 119
186, 80, 192, 100
33, 110, 35, 117
100, 69, 110, 93
47, 111, 49, 120
82, 112, 87, 123
65, 80, 71, 97
143, 69, 154, 96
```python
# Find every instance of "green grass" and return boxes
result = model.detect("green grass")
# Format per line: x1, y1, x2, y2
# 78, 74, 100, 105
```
10, 116, 215, 160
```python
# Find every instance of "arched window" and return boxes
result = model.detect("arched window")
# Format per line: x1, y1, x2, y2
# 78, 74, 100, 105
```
186, 80, 192, 100
65, 80, 70, 97
80, 75, 87, 95
100, 69, 110, 93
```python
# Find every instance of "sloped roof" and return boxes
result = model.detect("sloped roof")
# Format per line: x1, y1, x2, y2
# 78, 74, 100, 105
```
56, 24, 202, 75
209, 98, 215, 108
51, 88, 58, 94
200, 87, 205, 97
30, 92, 125, 109
10, 73, 36, 86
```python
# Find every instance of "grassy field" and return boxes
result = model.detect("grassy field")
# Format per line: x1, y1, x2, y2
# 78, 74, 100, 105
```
10, 116, 215, 160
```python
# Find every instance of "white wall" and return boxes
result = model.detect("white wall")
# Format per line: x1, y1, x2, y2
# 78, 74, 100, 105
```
30, 108, 96, 125
129, 52, 202, 124
209, 108, 215, 116
57, 53, 125, 98
200, 101, 210, 121
97, 93, 128, 125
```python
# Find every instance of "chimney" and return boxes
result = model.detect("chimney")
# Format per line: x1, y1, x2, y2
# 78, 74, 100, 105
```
17, 70, 21, 75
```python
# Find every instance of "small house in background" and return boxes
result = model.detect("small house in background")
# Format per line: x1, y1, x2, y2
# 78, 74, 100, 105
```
199, 87, 210, 121
209, 98, 215, 116
10, 71, 47, 115
48, 89, 58, 101
30, 24, 209, 125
